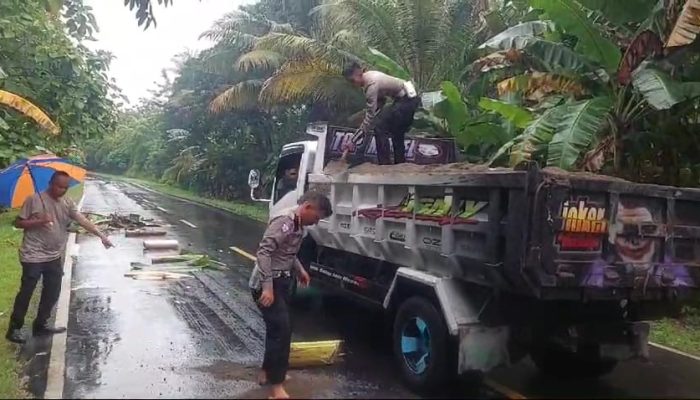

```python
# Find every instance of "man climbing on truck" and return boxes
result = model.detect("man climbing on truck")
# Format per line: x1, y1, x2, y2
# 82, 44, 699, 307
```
342, 62, 420, 165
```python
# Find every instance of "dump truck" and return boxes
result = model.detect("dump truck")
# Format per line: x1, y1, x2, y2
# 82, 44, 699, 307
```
247, 122, 700, 392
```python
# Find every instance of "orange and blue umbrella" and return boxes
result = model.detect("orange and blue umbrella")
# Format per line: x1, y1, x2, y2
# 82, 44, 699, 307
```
0, 154, 86, 208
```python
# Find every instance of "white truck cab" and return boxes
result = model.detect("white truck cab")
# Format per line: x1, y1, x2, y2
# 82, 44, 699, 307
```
248, 139, 317, 219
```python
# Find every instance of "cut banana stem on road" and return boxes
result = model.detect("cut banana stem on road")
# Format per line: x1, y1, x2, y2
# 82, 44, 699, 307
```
288, 340, 344, 368
150, 255, 191, 264
124, 271, 190, 280
143, 239, 179, 250
125, 229, 167, 237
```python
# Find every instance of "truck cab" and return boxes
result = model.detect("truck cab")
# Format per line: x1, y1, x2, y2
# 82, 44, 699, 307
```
248, 139, 317, 218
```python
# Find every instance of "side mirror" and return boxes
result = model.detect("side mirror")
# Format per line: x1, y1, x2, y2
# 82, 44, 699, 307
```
248, 169, 261, 189
248, 169, 270, 203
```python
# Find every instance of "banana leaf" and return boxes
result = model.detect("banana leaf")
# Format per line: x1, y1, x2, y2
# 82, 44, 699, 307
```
511, 105, 565, 166
479, 21, 554, 50
530, 0, 621, 71
632, 63, 700, 110
546, 97, 612, 169
0, 90, 60, 134
478, 98, 533, 129
666, 0, 700, 47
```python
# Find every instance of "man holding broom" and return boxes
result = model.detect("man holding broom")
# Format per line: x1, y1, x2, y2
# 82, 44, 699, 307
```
249, 191, 332, 399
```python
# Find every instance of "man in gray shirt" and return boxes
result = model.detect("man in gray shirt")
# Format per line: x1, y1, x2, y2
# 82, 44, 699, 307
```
6, 171, 113, 344
343, 62, 420, 165
249, 191, 332, 399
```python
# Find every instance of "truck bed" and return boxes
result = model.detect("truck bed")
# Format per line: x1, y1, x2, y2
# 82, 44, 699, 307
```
307, 161, 700, 301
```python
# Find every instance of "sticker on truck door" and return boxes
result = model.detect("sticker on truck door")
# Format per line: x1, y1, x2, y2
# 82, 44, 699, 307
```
556, 199, 607, 252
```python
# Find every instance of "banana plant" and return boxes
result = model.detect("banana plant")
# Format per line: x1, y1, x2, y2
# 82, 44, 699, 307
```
481, 0, 700, 171
415, 81, 535, 162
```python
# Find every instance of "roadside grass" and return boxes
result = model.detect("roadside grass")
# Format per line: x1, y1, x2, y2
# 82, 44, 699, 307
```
97, 173, 268, 222
651, 305, 700, 357
0, 184, 83, 398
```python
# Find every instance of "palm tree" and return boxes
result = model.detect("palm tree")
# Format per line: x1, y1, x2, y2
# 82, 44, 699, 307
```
205, 0, 487, 117
202, 7, 360, 112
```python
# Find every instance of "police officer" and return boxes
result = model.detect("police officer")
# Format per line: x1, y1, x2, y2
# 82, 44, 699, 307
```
342, 62, 420, 165
249, 191, 332, 399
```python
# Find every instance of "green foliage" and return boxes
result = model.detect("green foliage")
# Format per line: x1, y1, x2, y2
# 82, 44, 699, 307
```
632, 63, 700, 110
432, 81, 469, 135
0, 0, 117, 167
577, 0, 657, 26
529, 0, 621, 71
478, 97, 533, 128
546, 96, 612, 168
479, 21, 554, 50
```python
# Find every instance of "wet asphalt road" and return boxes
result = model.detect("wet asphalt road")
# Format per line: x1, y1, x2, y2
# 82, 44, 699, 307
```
64, 178, 420, 399
60, 177, 700, 399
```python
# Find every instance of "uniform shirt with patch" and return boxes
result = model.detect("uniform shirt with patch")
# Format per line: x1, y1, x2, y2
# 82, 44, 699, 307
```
18, 192, 78, 263
356, 70, 409, 137
249, 212, 304, 291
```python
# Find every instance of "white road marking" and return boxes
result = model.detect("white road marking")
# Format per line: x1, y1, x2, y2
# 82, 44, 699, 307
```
650, 341, 700, 362
156, 206, 169, 213
179, 219, 197, 228
45, 193, 85, 399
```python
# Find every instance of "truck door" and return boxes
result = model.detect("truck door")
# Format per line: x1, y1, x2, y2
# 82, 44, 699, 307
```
269, 145, 307, 218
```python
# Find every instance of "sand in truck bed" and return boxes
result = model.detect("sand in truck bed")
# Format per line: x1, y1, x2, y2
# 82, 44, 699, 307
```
322, 159, 628, 183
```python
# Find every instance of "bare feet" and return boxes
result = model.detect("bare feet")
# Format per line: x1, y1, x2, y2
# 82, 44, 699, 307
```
269, 384, 289, 399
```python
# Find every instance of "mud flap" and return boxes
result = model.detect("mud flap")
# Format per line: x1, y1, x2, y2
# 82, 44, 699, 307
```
630, 322, 650, 361
598, 322, 651, 361
457, 325, 510, 374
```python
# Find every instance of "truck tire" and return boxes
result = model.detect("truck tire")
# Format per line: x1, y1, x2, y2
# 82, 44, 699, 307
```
393, 296, 450, 393
530, 345, 618, 379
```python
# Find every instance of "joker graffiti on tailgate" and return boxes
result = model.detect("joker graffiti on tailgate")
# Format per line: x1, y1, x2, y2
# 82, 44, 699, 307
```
581, 201, 694, 288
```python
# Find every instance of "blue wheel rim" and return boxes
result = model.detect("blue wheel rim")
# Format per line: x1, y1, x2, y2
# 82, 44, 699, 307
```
401, 316, 431, 375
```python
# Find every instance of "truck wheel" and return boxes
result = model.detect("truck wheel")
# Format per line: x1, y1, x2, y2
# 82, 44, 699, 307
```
393, 296, 450, 392
530, 345, 618, 379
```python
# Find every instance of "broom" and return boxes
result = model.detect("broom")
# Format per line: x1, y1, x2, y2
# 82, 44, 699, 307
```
227, 247, 345, 368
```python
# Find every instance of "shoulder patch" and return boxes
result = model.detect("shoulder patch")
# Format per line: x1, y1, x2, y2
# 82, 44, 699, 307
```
281, 222, 291, 233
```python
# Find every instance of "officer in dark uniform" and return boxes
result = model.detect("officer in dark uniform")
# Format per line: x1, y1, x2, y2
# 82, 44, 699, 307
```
249, 191, 332, 399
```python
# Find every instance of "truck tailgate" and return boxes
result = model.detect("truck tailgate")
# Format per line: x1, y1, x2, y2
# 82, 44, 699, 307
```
535, 169, 700, 300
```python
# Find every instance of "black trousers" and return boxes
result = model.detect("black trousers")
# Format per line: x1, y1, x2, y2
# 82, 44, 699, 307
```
252, 276, 293, 385
9, 258, 63, 330
375, 96, 420, 165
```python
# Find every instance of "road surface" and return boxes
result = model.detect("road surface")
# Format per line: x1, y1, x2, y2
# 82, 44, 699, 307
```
57, 177, 700, 399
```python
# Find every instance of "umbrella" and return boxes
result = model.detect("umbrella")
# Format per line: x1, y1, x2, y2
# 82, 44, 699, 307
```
0, 154, 86, 208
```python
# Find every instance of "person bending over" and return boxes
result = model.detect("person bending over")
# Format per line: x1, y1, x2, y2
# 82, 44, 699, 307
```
343, 62, 420, 165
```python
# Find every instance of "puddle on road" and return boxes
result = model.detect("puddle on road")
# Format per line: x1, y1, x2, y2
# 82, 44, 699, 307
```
193, 360, 258, 382
194, 360, 339, 399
